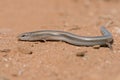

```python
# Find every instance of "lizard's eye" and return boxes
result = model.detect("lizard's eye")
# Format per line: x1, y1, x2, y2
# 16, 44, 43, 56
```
21, 34, 30, 37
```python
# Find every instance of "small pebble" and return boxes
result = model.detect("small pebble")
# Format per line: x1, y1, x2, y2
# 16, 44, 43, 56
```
34, 42, 39, 44
11, 73, 18, 77
93, 45, 100, 49
17, 46, 33, 54
0, 49, 11, 53
76, 51, 87, 57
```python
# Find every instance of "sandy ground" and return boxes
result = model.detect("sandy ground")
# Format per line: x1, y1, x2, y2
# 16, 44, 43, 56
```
0, 0, 120, 80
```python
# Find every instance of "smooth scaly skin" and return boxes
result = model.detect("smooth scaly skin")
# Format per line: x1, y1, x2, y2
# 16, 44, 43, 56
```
18, 26, 113, 48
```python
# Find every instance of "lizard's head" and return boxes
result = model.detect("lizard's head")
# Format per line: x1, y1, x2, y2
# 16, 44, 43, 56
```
18, 32, 34, 41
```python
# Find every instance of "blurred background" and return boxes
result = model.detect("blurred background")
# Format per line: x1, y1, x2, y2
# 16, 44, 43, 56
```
0, 0, 119, 33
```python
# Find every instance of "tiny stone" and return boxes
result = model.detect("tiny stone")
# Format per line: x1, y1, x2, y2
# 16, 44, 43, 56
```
34, 42, 39, 44
17, 46, 33, 54
93, 45, 100, 49
76, 51, 87, 57
11, 73, 18, 77
0, 49, 11, 53
31, 44, 34, 47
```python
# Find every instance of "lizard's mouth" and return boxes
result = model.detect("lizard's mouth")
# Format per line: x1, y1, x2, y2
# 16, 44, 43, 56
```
17, 33, 32, 41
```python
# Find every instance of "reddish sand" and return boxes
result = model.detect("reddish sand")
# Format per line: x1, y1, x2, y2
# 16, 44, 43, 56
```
0, 0, 120, 80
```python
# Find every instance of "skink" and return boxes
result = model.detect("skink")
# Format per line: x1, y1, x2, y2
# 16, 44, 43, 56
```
18, 26, 113, 48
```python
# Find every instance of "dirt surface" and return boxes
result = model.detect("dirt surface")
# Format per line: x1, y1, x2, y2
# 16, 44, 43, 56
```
0, 0, 120, 80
